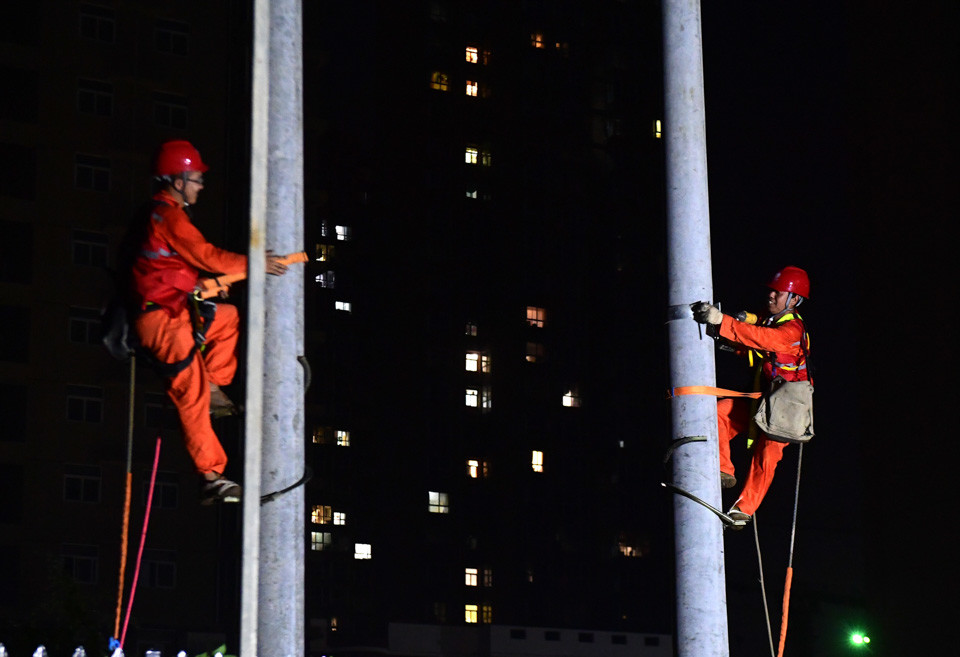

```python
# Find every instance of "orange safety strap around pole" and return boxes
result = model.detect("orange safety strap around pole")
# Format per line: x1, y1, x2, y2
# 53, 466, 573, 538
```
669, 385, 762, 399
113, 471, 132, 638
196, 251, 308, 299
776, 566, 794, 657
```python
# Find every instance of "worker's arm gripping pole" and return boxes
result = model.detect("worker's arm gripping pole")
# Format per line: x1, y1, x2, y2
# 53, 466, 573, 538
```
662, 2, 730, 657
240, 0, 270, 655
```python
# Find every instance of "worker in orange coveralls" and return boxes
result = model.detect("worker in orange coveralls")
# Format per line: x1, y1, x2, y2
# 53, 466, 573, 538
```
131, 140, 288, 504
691, 266, 811, 529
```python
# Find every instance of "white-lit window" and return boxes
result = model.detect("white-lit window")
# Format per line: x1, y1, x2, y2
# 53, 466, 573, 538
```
465, 388, 479, 407
465, 352, 491, 373
334, 511, 347, 526
310, 532, 332, 551
335, 300, 352, 312
465, 604, 479, 623
428, 491, 449, 513
336, 430, 351, 447
430, 71, 449, 91
315, 271, 335, 288
466, 188, 478, 199
465, 567, 478, 586
563, 390, 581, 408
336, 225, 352, 241
653, 119, 662, 139
466, 80, 478, 97
531, 32, 544, 48
532, 450, 544, 473
465, 47, 479, 64
354, 543, 372, 559
311, 505, 332, 524
526, 306, 546, 327
481, 387, 492, 409
465, 146, 479, 164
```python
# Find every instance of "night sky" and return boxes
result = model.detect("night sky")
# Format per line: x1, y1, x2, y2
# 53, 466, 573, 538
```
699, 1, 957, 654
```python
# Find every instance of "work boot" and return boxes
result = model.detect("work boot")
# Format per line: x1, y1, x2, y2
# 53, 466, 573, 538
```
201, 475, 242, 505
720, 472, 737, 489
209, 384, 238, 418
726, 505, 751, 531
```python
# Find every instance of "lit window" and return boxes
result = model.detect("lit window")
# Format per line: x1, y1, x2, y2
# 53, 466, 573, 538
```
465, 47, 479, 64
310, 532, 332, 551
563, 390, 581, 407
430, 71, 449, 91
336, 225, 352, 241
482, 605, 492, 624
465, 352, 491, 373
465, 567, 478, 586
465, 388, 479, 407
526, 306, 546, 327
483, 568, 493, 587
555, 42, 569, 57
532, 450, 544, 473
354, 543, 372, 559
531, 32, 544, 48
465, 604, 478, 623
330, 617, 339, 632
315, 271, 335, 288
315, 243, 335, 262
480, 149, 492, 166
466, 188, 478, 199
525, 342, 544, 362
465, 321, 478, 336
466, 80, 478, 97
481, 387, 492, 410
465, 146, 479, 164
335, 300, 352, 312
312, 426, 330, 444
653, 119, 662, 139
428, 491, 449, 514
311, 505, 332, 524
334, 511, 347, 526
336, 430, 351, 447
467, 459, 489, 479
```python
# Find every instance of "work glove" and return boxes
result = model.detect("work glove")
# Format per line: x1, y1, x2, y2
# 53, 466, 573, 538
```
691, 301, 723, 325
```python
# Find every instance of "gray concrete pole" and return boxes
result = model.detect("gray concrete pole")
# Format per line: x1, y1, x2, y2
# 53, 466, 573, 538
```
661, 1, 730, 656
259, 0, 305, 656
240, 0, 270, 655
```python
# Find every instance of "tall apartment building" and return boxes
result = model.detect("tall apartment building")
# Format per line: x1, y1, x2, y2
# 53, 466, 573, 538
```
2, 2, 673, 656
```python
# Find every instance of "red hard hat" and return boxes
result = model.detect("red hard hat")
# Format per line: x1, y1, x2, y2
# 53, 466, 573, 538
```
767, 266, 810, 299
154, 140, 209, 177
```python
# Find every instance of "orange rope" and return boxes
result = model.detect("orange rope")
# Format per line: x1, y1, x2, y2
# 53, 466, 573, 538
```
113, 471, 133, 638
776, 566, 794, 657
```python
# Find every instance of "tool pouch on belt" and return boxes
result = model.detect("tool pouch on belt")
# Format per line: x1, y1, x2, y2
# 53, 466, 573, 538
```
754, 376, 815, 444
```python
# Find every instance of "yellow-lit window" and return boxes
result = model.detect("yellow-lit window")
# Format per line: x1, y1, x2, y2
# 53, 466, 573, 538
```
315, 243, 335, 262
354, 543, 372, 559
653, 119, 662, 139
465, 604, 478, 623
334, 511, 347, 526
481, 605, 492, 624
430, 71, 449, 91
465, 146, 479, 164
310, 532, 331, 551
532, 450, 544, 473
312, 426, 330, 444
330, 617, 338, 632
467, 459, 480, 478
336, 430, 351, 446
465, 567, 478, 586
466, 80, 478, 97
480, 150, 492, 166
526, 306, 546, 327
429, 491, 449, 513
563, 390, 581, 408
311, 505, 332, 524
466, 47, 478, 63
531, 32, 544, 48
525, 342, 544, 362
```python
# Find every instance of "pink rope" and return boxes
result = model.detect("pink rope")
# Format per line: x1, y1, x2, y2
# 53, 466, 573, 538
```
119, 436, 162, 649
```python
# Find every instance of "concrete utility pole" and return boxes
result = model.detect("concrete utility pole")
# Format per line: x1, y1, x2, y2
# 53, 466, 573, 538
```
661, 1, 730, 656
242, 1, 305, 656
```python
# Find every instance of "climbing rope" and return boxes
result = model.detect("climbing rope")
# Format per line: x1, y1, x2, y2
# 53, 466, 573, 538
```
112, 354, 137, 640
776, 443, 804, 657
752, 514, 776, 657
119, 435, 162, 650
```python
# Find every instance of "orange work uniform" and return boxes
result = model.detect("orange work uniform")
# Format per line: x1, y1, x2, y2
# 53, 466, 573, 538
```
131, 190, 247, 475
716, 311, 809, 516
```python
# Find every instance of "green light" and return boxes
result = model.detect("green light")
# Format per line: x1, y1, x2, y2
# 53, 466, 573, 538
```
850, 631, 871, 647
